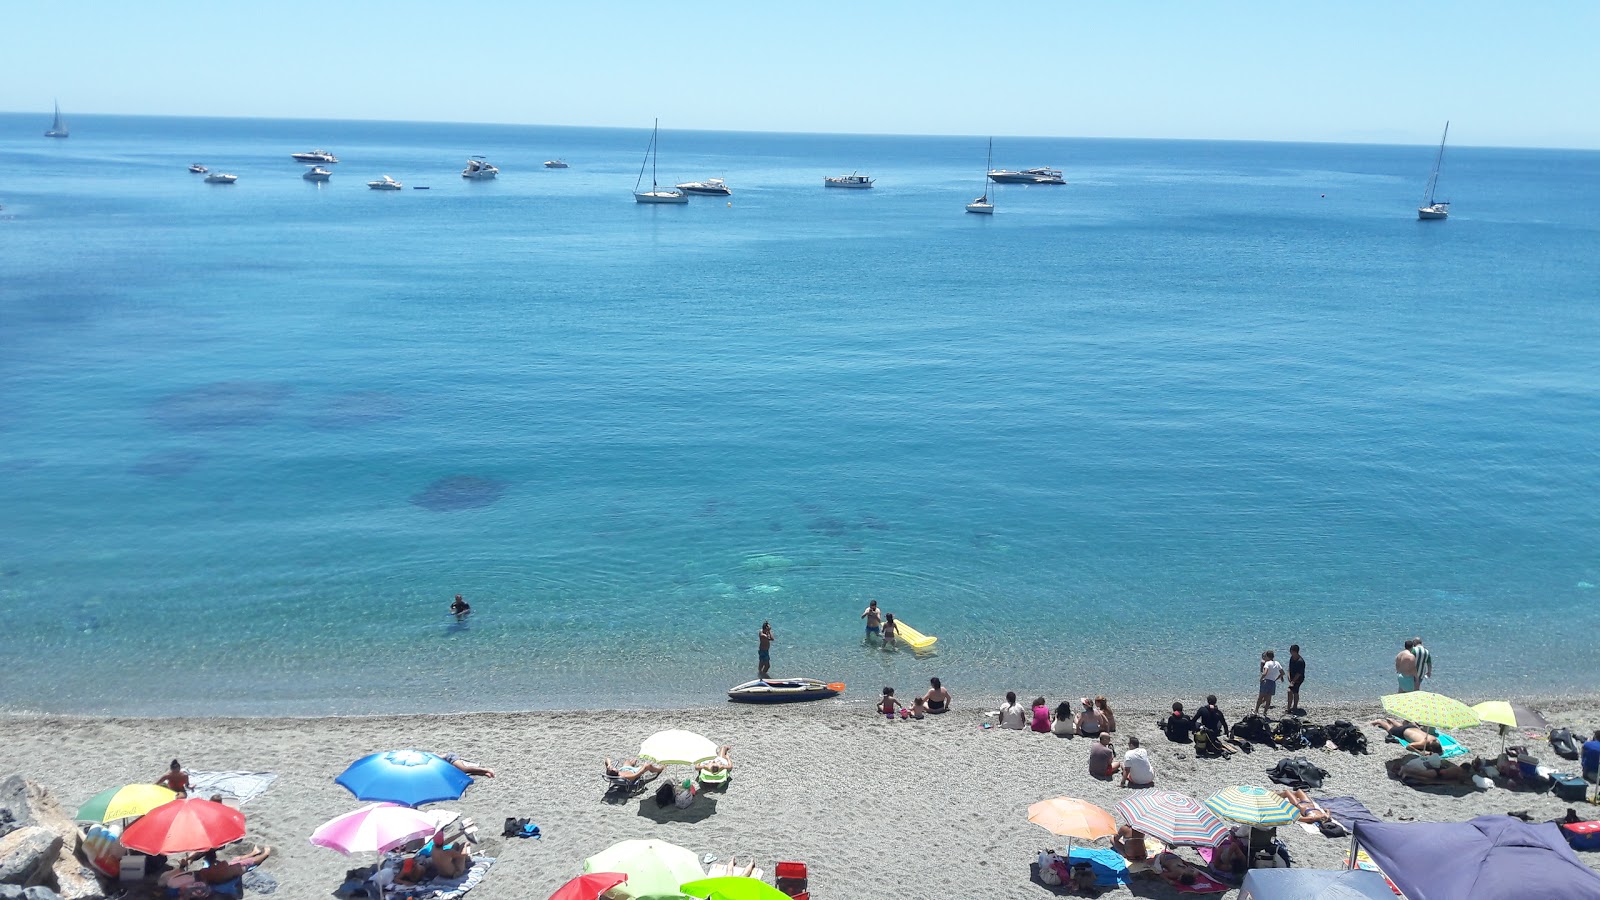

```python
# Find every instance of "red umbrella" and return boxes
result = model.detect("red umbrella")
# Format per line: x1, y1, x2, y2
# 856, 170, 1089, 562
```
121, 798, 246, 854
547, 872, 628, 900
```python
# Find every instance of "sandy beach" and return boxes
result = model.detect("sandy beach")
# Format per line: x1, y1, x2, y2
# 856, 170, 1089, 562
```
3, 694, 1598, 900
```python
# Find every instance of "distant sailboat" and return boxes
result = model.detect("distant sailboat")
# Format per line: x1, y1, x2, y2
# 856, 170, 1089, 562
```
966, 138, 994, 215
1418, 121, 1450, 220
633, 119, 687, 204
44, 101, 68, 139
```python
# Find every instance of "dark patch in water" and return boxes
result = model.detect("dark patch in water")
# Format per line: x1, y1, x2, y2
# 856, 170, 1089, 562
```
3, 569, 19, 577
807, 516, 849, 537
797, 501, 821, 514
151, 382, 292, 430
970, 531, 995, 548
860, 514, 889, 531
130, 449, 208, 479
845, 543, 864, 553
410, 475, 508, 511
696, 499, 724, 518
307, 391, 410, 429
767, 520, 784, 532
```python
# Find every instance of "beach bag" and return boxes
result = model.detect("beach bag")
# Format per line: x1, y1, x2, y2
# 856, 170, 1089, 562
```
1552, 774, 1589, 802
653, 781, 676, 808
1272, 715, 1302, 747
1035, 850, 1066, 885
1326, 720, 1367, 754
1550, 727, 1581, 760
1232, 715, 1273, 744
1300, 723, 1329, 748
1562, 821, 1600, 851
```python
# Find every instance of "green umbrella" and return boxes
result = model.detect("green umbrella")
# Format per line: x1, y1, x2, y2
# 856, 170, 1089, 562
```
1380, 691, 1480, 730
679, 877, 789, 900
76, 784, 178, 823
583, 839, 704, 900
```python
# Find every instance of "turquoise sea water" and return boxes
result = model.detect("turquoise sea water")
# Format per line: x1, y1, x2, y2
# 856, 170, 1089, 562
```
2, 114, 1598, 715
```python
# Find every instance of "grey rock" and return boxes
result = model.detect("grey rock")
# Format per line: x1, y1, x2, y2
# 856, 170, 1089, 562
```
47, 858, 102, 900
0, 886, 65, 900
0, 827, 61, 886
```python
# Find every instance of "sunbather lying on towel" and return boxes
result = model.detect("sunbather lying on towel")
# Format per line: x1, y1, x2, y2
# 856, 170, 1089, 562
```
604, 758, 665, 782
1151, 852, 1206, 887
1371, 717, 1442, 754
1388, 753, 1480, 785
696, 745, 733, 778
1273, 788, 1330, 823
193, 845, 272, 884
438, 752, 495, 778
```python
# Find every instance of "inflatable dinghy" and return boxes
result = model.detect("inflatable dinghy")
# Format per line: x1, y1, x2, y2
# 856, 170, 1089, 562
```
728, 678, 844, 703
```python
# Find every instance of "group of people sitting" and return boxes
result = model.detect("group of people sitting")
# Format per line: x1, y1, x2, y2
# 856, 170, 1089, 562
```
603, 744, 734, 803
1159, 695, 1247, 757
877, 678, 953, 719
996, 693, 1115, 736
392, 830, 472, 884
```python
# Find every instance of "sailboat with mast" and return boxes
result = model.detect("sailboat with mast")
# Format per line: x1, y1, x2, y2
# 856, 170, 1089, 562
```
44, 101, 69, 139
1417, 121, 1450, 220
966, 138, 994, 215
633, 119, 687, 204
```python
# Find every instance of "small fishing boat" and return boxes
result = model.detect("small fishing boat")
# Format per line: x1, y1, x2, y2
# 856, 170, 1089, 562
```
824, 172, 874, 189
727, 678, 844, 704
189, 163, 208, 174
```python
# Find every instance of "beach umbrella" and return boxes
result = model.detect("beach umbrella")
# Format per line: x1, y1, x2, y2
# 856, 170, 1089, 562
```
120, 798, 245, 854
1380, 691, 1480, 730
310, 802, 438, 855
1027, 797, 1119, 862
679, 876, 789, 900
547, 872, 628, 900
1113, 790, 1230, 848
1203, 786, 1299, 828
583, 839, 704, 900
1472, 701, 1548, 752
638, 730, 719, 766
335, 749, 472, 807
76, 784, 177, 823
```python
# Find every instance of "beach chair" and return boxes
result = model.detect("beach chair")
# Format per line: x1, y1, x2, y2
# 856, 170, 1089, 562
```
697, 765, 731, 788
775, 861, 808, 899
603, 767, 661, 797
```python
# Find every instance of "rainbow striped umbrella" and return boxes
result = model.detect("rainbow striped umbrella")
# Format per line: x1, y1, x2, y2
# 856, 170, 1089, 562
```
76, 784, 177, 823
1381, 691, 1480, 730
1203, 786, 1298, 827
1114, 790, 1231, 848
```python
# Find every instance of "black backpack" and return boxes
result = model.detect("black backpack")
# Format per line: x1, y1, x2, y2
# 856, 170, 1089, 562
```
1232, 714, 1274, 744
1550, 728, 1581, 760
1325, 720, 1368, 755
1300, 723, 1329, 748
654, 781, 676, 808
1272, 716, 1303, 747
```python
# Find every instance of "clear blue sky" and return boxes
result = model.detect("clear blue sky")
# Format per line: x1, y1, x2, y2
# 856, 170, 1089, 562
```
6, 1, 1597, 148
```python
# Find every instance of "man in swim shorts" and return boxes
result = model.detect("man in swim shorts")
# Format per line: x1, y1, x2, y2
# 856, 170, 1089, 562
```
1395, 639, 1419, 692
757, 621, 773, 678
861, 600, 881, 639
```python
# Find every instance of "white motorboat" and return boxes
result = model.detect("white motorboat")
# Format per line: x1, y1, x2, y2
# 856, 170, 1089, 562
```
824, 172, 874, 189
303, 166, 332, 182
44, 101, 68, 139
966, 138, 994, 215
367, 175, 403, 190
203, 172, 237, 184
543, 159, 569, 168
988, 166, 1064, 184
1417, 121, 1451, 220
633, 119, 688, 204
462, 156, 499, 180
291, 149, 339, 164
189, 163, 208, 174
676, 177, 731, 196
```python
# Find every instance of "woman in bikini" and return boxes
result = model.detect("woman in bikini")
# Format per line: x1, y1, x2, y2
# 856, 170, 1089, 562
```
923, 677, 951, 714
194, 846, 272, 885
155, 759, 190, 798
604, 758, 665, 782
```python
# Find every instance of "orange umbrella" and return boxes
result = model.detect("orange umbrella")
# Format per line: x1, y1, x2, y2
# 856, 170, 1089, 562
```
1027, 797, 1119, 862
120, 798, 245, 854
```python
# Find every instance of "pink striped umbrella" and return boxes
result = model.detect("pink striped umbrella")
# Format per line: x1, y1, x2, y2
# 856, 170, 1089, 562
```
310, 803, 438, 855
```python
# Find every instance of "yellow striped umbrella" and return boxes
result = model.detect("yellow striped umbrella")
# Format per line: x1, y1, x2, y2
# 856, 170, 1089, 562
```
1380, 691, 1480, 730
76, 784, 178, 823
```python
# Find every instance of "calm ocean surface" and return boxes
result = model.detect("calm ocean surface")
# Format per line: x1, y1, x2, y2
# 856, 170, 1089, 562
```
2, 114, 1598, 715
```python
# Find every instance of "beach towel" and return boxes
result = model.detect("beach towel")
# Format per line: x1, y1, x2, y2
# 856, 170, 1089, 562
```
386, 856, 495, 900
1438, 733, 1469, 759
188, 772, 278, 805
1029, 848, 1131, 892
706, 862, 765, 880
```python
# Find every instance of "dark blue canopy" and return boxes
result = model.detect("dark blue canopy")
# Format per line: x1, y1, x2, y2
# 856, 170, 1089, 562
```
1354, 815, 1600, 900
1239, 867, 1393, 900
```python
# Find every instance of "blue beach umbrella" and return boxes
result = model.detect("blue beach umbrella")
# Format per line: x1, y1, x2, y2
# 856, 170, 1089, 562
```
335, 750, 472, 807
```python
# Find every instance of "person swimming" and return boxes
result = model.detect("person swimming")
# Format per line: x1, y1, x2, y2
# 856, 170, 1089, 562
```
450, 595, 471, 619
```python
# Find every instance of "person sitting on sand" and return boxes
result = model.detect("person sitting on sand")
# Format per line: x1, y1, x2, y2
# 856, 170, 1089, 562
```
426, 831, 471, 879
1209, 836, 1249, 879
1051, 700, 1075, 736
879, 686, 904, 719
1030, 697, 1051, 733
1371, 717, 1443, 754
155, 759, 190, 798
697, 745, 734, 777
1096, 696, 1117, 733
604, 758, 665, 782
1151, 852, 1204, 887
1388, 753, 1480, 785
1162, 702, 1195, 743
909, 696, 928, 719
1089, 733, 1121, 780
1075, 698, 1107, 737
194, 846, 272, 885
1121, 736, 1155, 787
998, 691, 1027, 730
438, 753, 495, 778
1111, 825, 1148, 862
924, 677, 952, 713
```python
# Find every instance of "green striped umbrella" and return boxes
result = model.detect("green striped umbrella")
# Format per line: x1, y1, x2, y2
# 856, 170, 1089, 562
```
76, 784, 177, 823
1380, 691, 1480, 730
1203, 785, 1298, 827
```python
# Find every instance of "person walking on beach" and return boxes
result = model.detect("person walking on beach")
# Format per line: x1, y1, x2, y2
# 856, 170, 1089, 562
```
1287, 644, 1306, 713
861, 600, 882, 642
1395, 639, 1420, 692
1254, 650, 1284, 716
1411, 636, 1433, 690
757, 621, 773, 678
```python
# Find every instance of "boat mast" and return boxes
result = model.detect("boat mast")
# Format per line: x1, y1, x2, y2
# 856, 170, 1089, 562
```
1423, 121, 1448, 206
652, 118, 659, 190
982, 137, 992, 202
634, 121, 654, 193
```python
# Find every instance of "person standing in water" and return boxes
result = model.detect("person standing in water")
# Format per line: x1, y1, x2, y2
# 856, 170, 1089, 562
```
450, 595, 471, 619
881, 613, 899, 650
757, 621, 773, 678
861, 600, 882, 642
